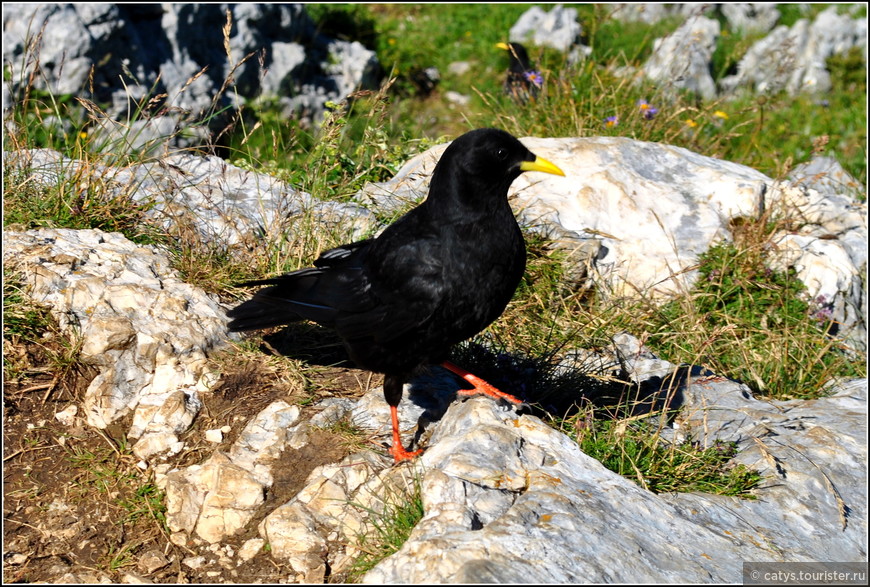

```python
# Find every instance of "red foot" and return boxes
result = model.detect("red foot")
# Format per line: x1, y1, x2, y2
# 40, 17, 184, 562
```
389, 443, 423, 463
388, 404, 423, 463
441, 361, 523, 405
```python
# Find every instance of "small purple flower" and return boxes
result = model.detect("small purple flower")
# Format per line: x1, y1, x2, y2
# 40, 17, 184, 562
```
813, 307, 834, 322
811, 295, 834, 325
523, 70, 544, 88
637, 99, 658, 120
604, 115, 619, 128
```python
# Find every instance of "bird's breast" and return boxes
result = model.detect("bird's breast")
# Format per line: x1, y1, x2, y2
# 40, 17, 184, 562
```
439, 217, 525, 323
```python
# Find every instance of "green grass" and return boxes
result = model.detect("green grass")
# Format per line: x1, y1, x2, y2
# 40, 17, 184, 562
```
346, 472, 425, 582
117, 483, 168, 529
3, 269, 83, 383
3, 269, 54, 343
226, 88, 435, 205
62, 438, 170, 577
648, 238, 864, 399
566, 415, 762, 496
67, 437, 169, 531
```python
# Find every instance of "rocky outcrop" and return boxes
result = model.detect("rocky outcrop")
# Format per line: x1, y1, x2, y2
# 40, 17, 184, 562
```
3, 148, 375, 462
3, 228, 224, 460
2, 4, 380, 150
508, 4, 583, 53
4, 130, 866, 580
719, 6, 868, 97
4, 148, 376, 254
150, 342, 867, 582
642, 15, 721, 100
509, 4, 865, 99
364, 375, 867, 583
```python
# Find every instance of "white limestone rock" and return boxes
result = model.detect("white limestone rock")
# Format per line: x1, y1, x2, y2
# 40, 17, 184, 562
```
361, 373, 867, 583
719, 6, 867, 97
721, 3, 781, 34
508, 5, 583, 53
2, 227, 226, 459
162, 400, 305, 544
643, 16, 720, 99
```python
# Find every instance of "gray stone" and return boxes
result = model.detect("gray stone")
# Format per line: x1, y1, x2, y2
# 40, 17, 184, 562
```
719, 6, 867, 97
790, 155, 866, 200
609, 3, 712, 25
721, 3, 781, 34
668, 377, 867, 559
259, 42, 308, 96
764, 182, 867, 352
360, 368, 867, 582
2, 4, 380, 148
446, 61, 472, 76
643, 16, 720, 99
509, 4, 582, 52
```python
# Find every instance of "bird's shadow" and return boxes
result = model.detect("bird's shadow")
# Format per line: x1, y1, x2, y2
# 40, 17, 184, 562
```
447, 341, 705, 427
261, 322, 356, 369
259, 323, 500, 434
258, 326, 698, 445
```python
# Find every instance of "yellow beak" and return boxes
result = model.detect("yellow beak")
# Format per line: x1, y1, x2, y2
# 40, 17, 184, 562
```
496, 42, 511, 51
520, 156, 565, 177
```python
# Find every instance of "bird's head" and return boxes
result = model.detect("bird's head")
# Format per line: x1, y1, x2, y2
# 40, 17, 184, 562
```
428, 128, 564, 214
496, 42, 533, 70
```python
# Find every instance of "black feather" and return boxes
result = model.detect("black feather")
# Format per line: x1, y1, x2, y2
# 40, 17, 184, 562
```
227, 128, 564, 461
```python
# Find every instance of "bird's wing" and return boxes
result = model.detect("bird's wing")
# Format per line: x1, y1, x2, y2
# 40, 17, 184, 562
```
227, 240, 375, 331
313, 239, 372, 266
333, 232, 447, 343
228, 233, 447, 343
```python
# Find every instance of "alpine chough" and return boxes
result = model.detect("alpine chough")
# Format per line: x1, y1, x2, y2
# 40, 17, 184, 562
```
496, 42, 542, 102
227, 128, 565, 462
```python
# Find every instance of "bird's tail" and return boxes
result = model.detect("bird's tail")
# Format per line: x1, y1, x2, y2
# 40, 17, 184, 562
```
226, 297, 300, 332
226, 271, 338, 332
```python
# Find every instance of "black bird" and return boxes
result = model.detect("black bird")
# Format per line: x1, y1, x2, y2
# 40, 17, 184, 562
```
496, 42, 543, 102
227, 128, 565, 462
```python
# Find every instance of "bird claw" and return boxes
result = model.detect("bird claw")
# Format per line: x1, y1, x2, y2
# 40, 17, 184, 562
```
389, 443, 423, 463
455, 385, 523, 405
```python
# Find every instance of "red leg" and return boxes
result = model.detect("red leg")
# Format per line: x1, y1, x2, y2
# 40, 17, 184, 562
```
441, 361, 523, 405
388, 404, 423, 463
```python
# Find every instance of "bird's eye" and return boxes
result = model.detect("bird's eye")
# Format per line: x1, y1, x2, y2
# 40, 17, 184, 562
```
496, 148, 508, 160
